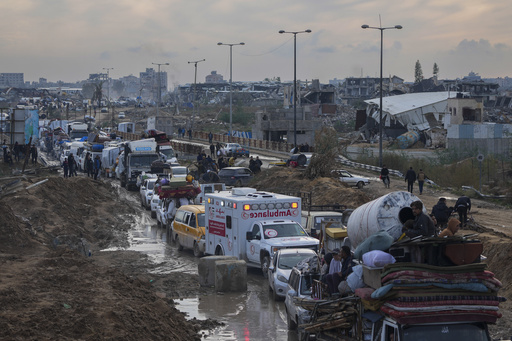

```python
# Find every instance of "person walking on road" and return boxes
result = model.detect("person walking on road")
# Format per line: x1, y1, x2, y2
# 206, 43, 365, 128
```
13, 142, 20, 162
68, 153, 75, 177
62, 159, 69, 178
209, 143, 215, 158
455, 195, 471, 227
93, 155, 101, 180
417, 169, 427, 195
405, 167, 416, 193
30, 145, 38, 165
380, 164, 390, 188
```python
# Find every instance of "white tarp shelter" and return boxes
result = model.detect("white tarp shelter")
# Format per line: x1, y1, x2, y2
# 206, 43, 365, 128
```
364, 92, 466, 131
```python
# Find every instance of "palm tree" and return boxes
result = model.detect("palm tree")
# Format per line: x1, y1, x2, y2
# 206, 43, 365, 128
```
91, 82, 104, 118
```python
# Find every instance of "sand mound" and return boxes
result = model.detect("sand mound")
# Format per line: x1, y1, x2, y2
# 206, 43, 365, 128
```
251, 167, 370, 208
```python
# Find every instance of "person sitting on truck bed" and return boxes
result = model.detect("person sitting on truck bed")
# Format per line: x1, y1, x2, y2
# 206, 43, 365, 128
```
325, 246, 354, 295
403, 200, 436, 238
438, 218, 461, 238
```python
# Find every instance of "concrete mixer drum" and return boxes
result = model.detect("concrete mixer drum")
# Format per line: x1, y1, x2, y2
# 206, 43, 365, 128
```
347, 191, 421, 249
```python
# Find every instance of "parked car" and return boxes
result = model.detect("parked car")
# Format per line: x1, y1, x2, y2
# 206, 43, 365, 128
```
332, 169, 370, 189
150, 193, 161, 218
140, 178, 157, 209
285, 265, 322, 332
118, 112, 126, 119
233, 145, 250, 157
171, 205, 206, 257
221, 143, 245, 157
268, 249, 319, 301
218, 167, 254, 187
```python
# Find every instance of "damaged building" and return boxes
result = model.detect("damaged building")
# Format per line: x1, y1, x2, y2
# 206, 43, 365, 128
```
251, 80, 332, 145
360, 92, 483, 148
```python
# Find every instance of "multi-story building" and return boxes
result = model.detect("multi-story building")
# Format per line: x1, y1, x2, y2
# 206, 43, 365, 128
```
140, 68, 168, 102
0, 73, 24, 87
205, 71, 224, 83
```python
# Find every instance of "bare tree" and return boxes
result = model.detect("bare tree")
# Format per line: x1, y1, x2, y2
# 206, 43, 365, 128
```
304, 127, 339, 180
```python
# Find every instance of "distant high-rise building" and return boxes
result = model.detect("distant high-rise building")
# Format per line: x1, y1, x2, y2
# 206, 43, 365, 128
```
140, 68, 168, 101
205, 71, 224, 83
0, 73, 24, 87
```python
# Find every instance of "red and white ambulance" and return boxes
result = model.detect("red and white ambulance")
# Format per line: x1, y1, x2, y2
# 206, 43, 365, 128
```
204, 188, 319, 277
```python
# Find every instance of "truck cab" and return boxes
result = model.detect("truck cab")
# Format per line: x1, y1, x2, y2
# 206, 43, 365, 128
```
245, 220, 318, 276
119, 139, 160, 190
375, 318, 491, 341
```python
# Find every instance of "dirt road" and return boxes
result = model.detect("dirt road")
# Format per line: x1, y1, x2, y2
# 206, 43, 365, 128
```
0, 163, 511, 340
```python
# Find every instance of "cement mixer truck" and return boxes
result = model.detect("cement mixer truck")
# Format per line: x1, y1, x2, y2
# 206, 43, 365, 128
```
346, 191, 423, 249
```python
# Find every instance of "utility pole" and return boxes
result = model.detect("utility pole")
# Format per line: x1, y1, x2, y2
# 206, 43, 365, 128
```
217, 42, 245, 142
152, 63, 169, 119
188, 59, 205, 128
103, 67, 113, 127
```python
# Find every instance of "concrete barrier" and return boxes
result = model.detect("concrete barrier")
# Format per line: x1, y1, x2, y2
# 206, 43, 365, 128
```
198, 256, 237, 287
214, 260, 247, 292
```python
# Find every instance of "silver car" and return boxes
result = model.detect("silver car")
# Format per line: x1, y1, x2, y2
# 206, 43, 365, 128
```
285, 267, 322, 332
333, 169, 370, 189
268, 248, 318, 301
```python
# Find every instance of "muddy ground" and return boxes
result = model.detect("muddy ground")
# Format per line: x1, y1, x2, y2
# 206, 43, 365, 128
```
1, 163, 511, 340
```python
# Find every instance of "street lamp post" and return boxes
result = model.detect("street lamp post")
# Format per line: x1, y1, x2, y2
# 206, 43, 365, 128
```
152, 62, 170, 118
217, 42, 245, 143
279, 29, 311, 148
188, 59, 206, 127
103, 67, 113, 126
361, 23, 402, 167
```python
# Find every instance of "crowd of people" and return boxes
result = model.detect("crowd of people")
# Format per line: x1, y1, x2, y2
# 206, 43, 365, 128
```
2, 139, 39, 166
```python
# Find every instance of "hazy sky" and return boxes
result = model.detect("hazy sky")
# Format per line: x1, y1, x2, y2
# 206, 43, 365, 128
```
1, 0, 511, 88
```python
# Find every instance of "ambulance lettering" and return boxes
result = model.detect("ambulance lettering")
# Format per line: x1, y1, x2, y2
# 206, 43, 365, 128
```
241, 209, 298, 220
209, 219, 226, 237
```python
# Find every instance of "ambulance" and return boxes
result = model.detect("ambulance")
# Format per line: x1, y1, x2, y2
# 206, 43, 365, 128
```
204, 188, 319, 277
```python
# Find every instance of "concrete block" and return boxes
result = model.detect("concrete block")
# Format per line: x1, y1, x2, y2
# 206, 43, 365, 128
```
214, 260, 247, 292
198, 256, 237, 287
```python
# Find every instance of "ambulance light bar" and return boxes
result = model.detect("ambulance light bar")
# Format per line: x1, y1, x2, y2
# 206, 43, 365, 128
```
242, 202, 299, 211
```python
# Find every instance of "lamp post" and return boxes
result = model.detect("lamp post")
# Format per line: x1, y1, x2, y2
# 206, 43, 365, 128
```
361, 23, 402, 167
188, 59, 205, 127
217, 42, 245, 142
279, 29, 311, 148
102, 67, 113, 126
152, 62, 169, 118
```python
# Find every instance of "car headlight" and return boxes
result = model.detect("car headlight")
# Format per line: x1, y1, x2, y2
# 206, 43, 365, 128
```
277, 275, 288, 283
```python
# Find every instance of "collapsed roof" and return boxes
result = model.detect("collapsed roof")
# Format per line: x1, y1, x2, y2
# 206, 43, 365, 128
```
364, 92, 466, 131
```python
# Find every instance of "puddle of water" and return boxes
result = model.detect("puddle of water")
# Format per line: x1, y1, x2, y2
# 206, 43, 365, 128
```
106, 181, 300, 340
174, 269, 298, 341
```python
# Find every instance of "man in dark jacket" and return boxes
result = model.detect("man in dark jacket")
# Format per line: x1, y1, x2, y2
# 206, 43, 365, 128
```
93, 155, 101, 180
404, 200, 436, 238
431, 198, 452, 228
405, 167, 416, 193
455, 195, 471, 226
68, 153, 75, 177
380, 165, 390, 188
